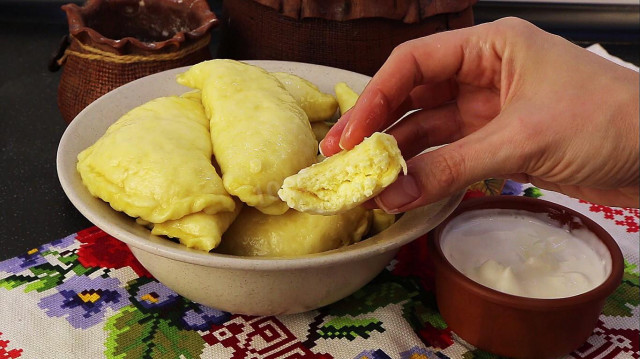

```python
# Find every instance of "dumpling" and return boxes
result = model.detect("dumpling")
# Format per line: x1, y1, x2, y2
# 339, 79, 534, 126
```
311, 121, 333, 143
150, 200, 242, 251
177, 60, 318, 215
334, 82, 359, 115
272, 72, 338, 122
370, 209, 397, 235
77, 91, 236, 223
217, 206, 371, 257
278, 132, 406, 215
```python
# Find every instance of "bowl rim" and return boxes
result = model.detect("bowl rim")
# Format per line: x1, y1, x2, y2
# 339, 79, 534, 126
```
56, 60, 465, 271
429, 196, 624, 309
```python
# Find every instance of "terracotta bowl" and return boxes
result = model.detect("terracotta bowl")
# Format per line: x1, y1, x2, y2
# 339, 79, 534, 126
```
428, 196, 624, 359
57, 60, 464, 316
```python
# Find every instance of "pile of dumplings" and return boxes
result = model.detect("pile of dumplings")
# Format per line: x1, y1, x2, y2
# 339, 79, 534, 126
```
77, 60, 402, 257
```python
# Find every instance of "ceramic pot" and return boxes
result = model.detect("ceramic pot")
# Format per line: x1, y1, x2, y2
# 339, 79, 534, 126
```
52, 0, 218, 123
217, 0, 476, 76
428, 196, 624, 359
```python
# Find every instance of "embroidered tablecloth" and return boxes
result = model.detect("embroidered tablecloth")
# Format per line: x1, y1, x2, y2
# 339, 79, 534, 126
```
1, 182, 638, 359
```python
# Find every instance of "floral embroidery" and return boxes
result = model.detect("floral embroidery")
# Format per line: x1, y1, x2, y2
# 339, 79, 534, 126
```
182, 305, 230, 331
104, 277, 230, 358
76, 226, 152, 277
130, 280, 180, 310
354, 349, 392, 359
501, 180, 524, 196
0, 234, 76, 275
400, 346, 444, 359
0, 332, 22, 359
38, 275, 129, 329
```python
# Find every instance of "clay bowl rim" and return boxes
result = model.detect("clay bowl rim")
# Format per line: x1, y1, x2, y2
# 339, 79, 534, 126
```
429, 196, 624, 310
61, 0, 218, 52
56, 60, 465, 272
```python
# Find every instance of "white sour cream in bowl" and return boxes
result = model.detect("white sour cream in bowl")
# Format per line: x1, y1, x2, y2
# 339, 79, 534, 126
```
440, 209, 612, 299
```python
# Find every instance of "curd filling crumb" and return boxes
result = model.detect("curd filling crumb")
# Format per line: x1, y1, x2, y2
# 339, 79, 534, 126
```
441, 209, 611, 299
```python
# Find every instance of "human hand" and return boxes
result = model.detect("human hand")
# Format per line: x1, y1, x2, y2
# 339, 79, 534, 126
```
320, 17, 639, 212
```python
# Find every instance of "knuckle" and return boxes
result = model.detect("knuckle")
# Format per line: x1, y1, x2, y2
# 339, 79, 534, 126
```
495, 16, 531, 31
427, 151, 465, 190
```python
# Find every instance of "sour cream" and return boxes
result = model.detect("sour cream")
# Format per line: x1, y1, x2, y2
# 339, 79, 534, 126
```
441, 209, 611, 299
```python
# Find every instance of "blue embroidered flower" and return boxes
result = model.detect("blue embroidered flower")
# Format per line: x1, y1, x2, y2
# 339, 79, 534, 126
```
0, 234, 76, 274
400, 346, 445, 359
354, 349, 392, 359
501, 180, 524, 196
38, 275, 129, 329
181, 305, 229, 330
131, 280, 180, 310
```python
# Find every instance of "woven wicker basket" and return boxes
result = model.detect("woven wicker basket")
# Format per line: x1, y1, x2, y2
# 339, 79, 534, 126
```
53, 0, 218, 123
217, 0, 476, 76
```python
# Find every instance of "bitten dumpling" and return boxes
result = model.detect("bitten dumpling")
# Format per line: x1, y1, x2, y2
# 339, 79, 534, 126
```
278, 132, 406, 215
217, 206, 371, 257
272, 72, 338, 122
177, 60, 318, 215
77, 92, 236, 223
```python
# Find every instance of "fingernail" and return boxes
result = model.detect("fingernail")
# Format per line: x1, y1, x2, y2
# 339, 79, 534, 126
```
337, 113, 352, 151
318, 141, 326, 156
376, 174, 421, 213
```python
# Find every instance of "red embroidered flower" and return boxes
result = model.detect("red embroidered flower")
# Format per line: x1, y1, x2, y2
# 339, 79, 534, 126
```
0, 332, 22, 359
462, 189, 486, 201
418, 323, 454, 349
76, 227, 152, 277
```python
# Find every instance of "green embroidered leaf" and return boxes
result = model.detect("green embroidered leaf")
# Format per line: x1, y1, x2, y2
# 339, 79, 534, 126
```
57, 252, 80, 266
624, 260, 639, 283
70, 262, 98, 277
104, 305, 205, 359
23, 266, 65, 293
412, 301, 447, 330
148, 318, 205, 359
327, 271, 418, 316
1, 260, 70, 292
105, 305, 156, 359
462, 349, 505, 358
317, 317, 384, 340
602, 272, 640, 317
0, 274, 33, 290
523, 187, 543, 198
328, 281, 412, 316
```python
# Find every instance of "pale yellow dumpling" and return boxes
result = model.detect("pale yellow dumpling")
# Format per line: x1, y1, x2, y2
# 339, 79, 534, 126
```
370, 209, 397, 235
217, 206, 371, 257
177, 60, 318, 215
272, 72, 338, 122
77, 92, 235, 223
150, 200, 242, 251
311, 121, 333, 142
278, 132, 406, 215
334, 82, 359, 115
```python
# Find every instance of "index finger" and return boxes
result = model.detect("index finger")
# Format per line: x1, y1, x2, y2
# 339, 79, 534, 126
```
339, 22, 500, 150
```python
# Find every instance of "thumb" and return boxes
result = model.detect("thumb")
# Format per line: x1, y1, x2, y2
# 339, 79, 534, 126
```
374, 125, 519, 213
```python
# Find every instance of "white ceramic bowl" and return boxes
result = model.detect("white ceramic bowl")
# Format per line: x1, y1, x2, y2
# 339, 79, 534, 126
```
57, 60, 464, 316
